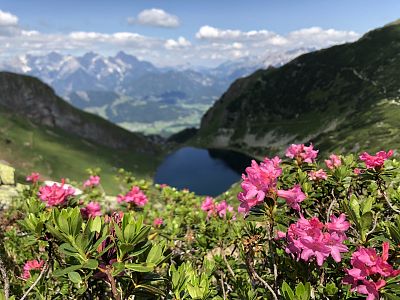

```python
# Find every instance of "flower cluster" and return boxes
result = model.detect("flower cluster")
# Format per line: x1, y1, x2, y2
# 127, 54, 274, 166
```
153, 218, 164, 227
308, 169, 328, 181
38, 179, 75, 206
26, 172, 41, 183
201, 197, 234, 218
286, 143, 318, 164
281, 214, 349, 266
83, 175, 100, 188
238, 157, 282, 213
343, 242, 400, 300
277, 184, 306, 211
359, 150, 393, 169
80, 201, 102, 219
21, 259, 44, 280
117, 186, 148, 207
325, 154, 341, 169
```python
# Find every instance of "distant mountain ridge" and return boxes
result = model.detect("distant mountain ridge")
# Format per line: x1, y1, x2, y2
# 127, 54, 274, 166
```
197, 22, 400, 157
0, 49, 314, 136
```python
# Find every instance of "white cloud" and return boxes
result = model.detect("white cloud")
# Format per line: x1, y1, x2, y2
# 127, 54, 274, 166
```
287, 27, 359, 47
196, 25, 279, 42
164, 36, 191, 50
130, 8, 180, 28
0, 9, 361, 68
0, 10, 18, 27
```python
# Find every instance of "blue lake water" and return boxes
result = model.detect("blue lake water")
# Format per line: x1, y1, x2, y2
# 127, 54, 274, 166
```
154, 147, 254, 196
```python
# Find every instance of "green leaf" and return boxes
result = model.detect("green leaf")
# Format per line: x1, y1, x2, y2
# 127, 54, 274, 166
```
68, 271, 82, 284
90, 216, 102, 233
295, 283, 305, 299
349, 195, 360, 218
324, 282, 338, 296
84, 259, 98, 270
281, 281, 295, 300
384, 294, 400, 300
362, 197, 373, 214
146, 243, 164, 264
53, 264, 83, 277
125, 263, 155, 272
361, 212, 373, 232
135, 284, 166, 296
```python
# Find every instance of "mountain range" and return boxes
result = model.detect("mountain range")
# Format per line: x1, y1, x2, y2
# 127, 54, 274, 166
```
196, 21, 400, 158
0, 49, 312, 136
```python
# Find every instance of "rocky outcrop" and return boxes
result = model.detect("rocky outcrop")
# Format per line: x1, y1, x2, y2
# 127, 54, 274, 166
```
0, 72, 156, 152
0, 163, 21, 209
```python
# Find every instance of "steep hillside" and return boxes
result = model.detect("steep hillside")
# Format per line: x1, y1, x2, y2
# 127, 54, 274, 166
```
0, 72, 154, 151
197, 22, 400, 157
0, 72, 161, 192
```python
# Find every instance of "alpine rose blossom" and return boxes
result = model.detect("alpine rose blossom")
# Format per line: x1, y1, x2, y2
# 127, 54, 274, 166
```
80, 201, 102, 219
26, 172, 40, 183
153, 218, 163, 227
343, 242, 400, 300
277, 185, 306, 211
117, 186, 148, 207
202, 197, 234, 219
308, 169, 328, 181
326, 213, 350, 233
359, 150, 393, 169
325, 154, 341, 169
284, 215, 349, 266
38, 179, 75, 206
201, 196, 215, 214
286, 144, 319, 164
215, 200, 234, 218
238, 157, 282, 213
83, 175, 100, 188
22, 259, 44, 279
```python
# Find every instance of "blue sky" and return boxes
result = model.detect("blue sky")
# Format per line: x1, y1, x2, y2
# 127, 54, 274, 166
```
0, 0, 399, 66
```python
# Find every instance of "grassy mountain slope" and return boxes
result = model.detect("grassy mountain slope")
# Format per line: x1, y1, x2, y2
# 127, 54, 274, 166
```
0, 72, 162, 192
196, 22, 400, 157
0, 72, 155, 151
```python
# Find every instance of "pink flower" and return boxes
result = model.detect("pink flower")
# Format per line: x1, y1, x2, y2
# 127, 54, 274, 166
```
286, 144, 318, 164
26, 172, 40, 183
325, 154, 341, 169
80, 201, 102, 219
215, 200, 233, 218
83, 175, 100, 188
308, 169, 328, 181
277, 184, 306, 211
326, 213, 350, 233
153, 218, 163, 227
275, 231, 286, 240
117, 186, 148, 207
38, 179, 75, 206
284, 215, 348, 266
201, 197, 215, 213
343, 242, 400, 300
159, 184, 168, 188
354, 168, 361, 175
359, 150, 393, 169
21, 259, 44, 280
238, 157, 282, 213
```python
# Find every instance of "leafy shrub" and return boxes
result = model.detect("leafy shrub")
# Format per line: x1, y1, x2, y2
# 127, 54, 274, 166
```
1, 146, 400, 299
